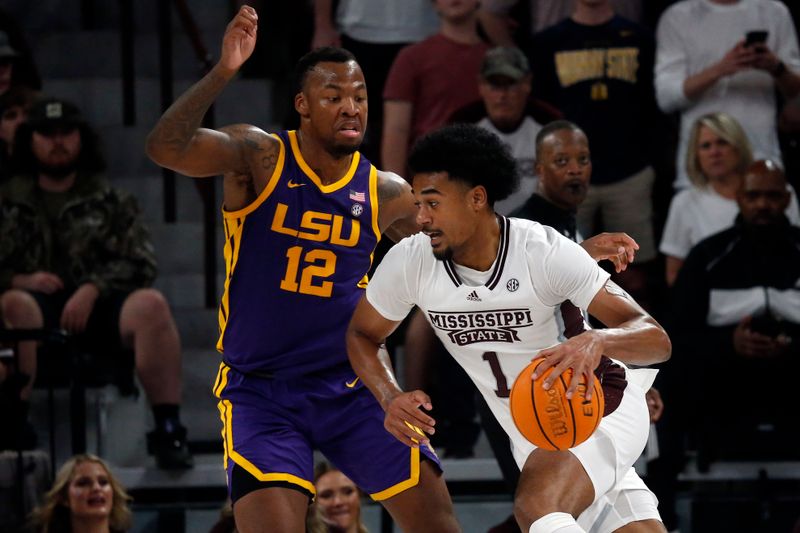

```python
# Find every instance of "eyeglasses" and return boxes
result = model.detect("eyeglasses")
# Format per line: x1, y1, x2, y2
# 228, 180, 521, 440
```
0, 58, 13, 67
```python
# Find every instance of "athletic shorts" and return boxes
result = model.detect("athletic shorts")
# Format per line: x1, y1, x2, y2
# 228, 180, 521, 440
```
213, 362, 442, 503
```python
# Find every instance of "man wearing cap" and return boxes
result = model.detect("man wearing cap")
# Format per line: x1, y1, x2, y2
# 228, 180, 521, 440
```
0, 98, 193, 469
475, 46, 558, 214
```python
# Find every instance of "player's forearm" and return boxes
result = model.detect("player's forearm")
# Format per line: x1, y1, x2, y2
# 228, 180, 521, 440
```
347, 331, 404, 410
595, 317, 672, 366
145, 64, 235, 164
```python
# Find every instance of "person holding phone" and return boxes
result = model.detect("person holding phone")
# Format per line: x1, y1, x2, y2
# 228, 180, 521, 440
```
655, 0, 800, 189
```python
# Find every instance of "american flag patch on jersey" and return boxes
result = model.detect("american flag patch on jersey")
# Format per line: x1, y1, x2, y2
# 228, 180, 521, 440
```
349, 190, 366, 202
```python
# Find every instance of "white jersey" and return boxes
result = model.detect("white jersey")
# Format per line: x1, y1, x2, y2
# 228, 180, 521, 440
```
367, 216, 661, 530
368, 216, 608, 429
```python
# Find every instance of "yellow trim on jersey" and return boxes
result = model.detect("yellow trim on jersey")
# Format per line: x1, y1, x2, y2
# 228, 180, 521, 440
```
223, 133, 286, 219
216, 216, 246, 352
370, 446, 420, 501
217, 134, 285, 352
213, 363, 231, 470
213, 363, 317, 496
357, 165, 382, 289
288, 130, 360, 193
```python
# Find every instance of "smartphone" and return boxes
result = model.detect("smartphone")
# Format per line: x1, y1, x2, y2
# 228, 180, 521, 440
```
745, 30, 768, 47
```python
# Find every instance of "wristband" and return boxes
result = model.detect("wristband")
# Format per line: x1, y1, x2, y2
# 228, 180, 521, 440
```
772, 60, 787, 78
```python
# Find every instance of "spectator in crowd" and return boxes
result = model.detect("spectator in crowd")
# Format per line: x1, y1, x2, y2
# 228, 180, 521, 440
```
530, 0, 662, 309
0, 8, 42, 92
311, 0, 438, 162
655, 0, 800, 189
660, 112, 800, 285
0, 98, 193, 469
309, 461, 369, 533
29, 454, 132, 533
0, 85, 35, 182
0, 30, 18, 96
478, 0, 645, 50
381, 0, 488, 174
671, 159, 800, 467
472, 46, 547, 214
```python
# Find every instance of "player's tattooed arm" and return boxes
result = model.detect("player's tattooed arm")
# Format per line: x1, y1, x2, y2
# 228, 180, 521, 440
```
217, 126, 280, 210
377, 170, 421, 242
146, 65, 267, 178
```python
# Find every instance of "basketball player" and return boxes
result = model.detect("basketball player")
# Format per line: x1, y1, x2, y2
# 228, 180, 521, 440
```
146, 6, 459, 533
346, 123, 672, 532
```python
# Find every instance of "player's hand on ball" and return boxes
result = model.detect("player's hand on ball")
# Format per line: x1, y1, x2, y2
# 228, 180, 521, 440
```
384, 390, 436, 448
219, 5, 258, 72
532, 331, 604, 400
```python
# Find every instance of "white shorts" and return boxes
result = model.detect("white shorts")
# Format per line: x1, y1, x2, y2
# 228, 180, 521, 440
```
508, 366, 661, 531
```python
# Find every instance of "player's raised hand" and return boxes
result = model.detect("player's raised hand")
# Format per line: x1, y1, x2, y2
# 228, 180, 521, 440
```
531, 331, 604, 401
383, 390, 436, 448
580, 232, 638, 273
219, 5, 258, 72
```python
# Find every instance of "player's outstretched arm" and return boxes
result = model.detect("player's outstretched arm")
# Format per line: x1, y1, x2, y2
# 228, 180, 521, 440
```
533, 280, 671, 399
346, 296, 436, 447
145, 6, 262, 177
376, 170, 421, 242
580, 232, 639, 273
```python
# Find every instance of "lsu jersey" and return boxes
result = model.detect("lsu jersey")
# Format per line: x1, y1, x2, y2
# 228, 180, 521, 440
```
218, 130, 381, 377
366, 216, 614, 433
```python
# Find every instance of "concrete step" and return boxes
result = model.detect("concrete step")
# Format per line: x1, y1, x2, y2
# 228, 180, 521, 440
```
154, 272, 227, 310
43, 77, 273, 130
173, 307, 218, 349
112, 175, 216, 224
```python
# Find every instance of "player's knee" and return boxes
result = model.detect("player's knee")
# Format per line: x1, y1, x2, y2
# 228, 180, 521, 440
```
0, 290, 42, 326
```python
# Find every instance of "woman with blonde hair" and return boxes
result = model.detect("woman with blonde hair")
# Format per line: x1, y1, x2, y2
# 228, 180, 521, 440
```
307, 461, 369, 533
30, 454, 132, 533
659, 112, 800, 285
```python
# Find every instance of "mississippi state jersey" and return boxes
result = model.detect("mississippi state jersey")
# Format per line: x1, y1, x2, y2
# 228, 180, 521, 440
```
366, 216, 610, 431
218, 130, 381, 377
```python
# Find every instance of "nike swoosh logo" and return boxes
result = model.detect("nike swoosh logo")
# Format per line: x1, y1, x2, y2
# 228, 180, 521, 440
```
345, 377, 360, 388
287, 180, 306, 188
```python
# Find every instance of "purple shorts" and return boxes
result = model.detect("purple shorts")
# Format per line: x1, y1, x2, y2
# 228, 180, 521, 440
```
212, 362, 441, 501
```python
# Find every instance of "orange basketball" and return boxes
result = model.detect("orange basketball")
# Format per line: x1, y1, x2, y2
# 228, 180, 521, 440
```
509, 358, 604, 451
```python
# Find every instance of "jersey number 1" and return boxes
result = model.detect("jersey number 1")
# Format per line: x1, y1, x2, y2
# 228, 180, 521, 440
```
483, 351, 510, 398
280, 246, 337, 297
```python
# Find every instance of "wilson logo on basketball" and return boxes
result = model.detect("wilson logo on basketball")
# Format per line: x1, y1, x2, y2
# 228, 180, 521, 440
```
427, 308, 534, 346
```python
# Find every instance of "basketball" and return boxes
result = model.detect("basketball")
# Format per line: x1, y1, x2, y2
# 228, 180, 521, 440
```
509, 358, 604, 451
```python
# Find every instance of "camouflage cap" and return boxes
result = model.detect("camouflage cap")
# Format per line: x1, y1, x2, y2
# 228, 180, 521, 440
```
481, 46, 530, 81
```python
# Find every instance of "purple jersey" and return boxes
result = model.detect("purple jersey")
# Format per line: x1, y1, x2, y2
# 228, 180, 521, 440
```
217, 130, 381, 377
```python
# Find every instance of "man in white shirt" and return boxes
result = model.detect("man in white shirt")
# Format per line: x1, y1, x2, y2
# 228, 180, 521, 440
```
347, 123, 671, 533
655, 0, 800, 188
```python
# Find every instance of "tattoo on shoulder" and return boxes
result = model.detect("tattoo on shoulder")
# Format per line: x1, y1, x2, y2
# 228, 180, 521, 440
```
604, 280, 630, 299
378, 175, 407, 205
